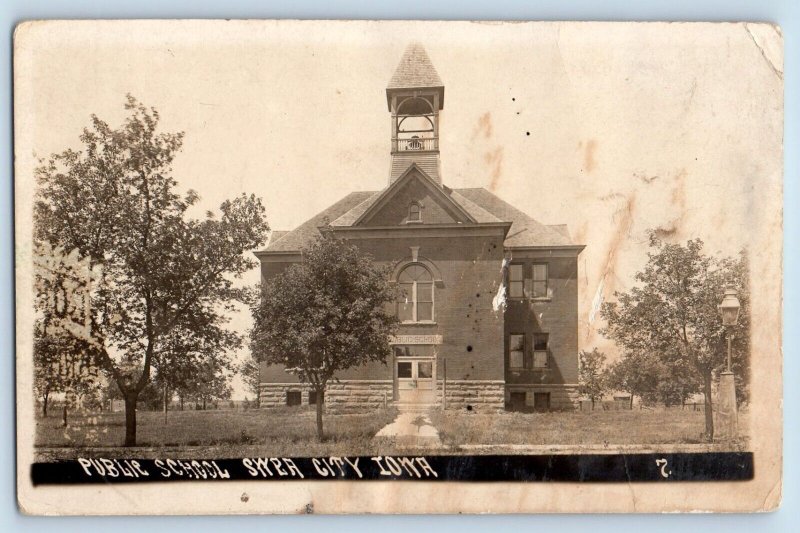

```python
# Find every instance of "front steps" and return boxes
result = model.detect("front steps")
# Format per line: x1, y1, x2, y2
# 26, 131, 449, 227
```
394, 402, 436, 413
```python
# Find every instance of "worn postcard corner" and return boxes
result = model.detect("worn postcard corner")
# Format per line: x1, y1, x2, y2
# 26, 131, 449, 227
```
14, 19, 783, 515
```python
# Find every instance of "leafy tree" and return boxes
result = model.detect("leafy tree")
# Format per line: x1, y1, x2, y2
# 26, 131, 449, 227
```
601, 234, 750, 440
239, 355, 261, 408
153, 324, 239, 421
606, 351, 698, 409
34, 95, 268, 445
578, 348, 608, 409
179, 359, 233, 410
250, 235, 398, 440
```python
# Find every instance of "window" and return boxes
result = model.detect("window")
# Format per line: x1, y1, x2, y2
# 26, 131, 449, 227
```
533, 334, 549, 368
509, 392, 526, 411
308, 390, 323, 405
407, 202, 422, 223
397, 362, 413, 378
509, 334, 525, 369
286, 391, 301, 406
417, 361, 433, 379
533, 392, 551, 411
508, 264, 524, 298
532, 263, 548, 298
397, 264, 434, 322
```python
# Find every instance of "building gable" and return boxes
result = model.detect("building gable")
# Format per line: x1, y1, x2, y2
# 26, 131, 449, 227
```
354, 165, 475, 227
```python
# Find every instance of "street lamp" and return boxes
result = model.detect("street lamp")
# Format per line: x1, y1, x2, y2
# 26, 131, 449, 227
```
718, 286, 741, 371
716, 284, 741, 439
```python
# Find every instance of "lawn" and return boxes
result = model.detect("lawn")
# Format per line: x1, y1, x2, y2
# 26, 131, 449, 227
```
428, 407, 750, 451
35, 406, 398, 461
34, 405, 750, 461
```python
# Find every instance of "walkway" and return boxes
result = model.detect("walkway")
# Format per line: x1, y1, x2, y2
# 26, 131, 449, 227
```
373, 411, 442, 448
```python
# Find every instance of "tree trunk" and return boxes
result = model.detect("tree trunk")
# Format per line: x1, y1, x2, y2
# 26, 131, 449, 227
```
629, 394, 633, 410
124, 393, 138, 447
315, 390, 324, 441
62, 404, 67, 427
163, 384, 169, 425
42, 392, 49, 417
702, 371, 714, 441
202, 397, 207, 410
180, 395, 184, 411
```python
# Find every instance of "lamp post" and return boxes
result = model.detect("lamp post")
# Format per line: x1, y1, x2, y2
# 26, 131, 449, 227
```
717, 285, 741, 440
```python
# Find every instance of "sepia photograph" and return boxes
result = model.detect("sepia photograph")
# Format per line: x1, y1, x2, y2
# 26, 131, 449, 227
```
14, 19, 783, 514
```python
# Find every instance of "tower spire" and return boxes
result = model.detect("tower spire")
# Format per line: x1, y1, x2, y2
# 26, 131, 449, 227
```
386, 43, 444, 185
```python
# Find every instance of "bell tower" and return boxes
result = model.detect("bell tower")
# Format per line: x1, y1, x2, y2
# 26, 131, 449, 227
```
386, 43, 444, 185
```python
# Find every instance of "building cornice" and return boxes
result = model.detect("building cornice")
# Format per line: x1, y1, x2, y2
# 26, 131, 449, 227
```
506, 245, 586, 258
253, 250, 302, 262
328, 221, 512, 240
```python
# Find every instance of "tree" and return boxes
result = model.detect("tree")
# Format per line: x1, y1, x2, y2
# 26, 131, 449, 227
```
239, 355, 261, 408
578, 348, 608, 409
601, 234, 750, 440
179, 359, 233, 410
250, 235, 398, 440
606, 351, 698, 409
34, 95, 268, 445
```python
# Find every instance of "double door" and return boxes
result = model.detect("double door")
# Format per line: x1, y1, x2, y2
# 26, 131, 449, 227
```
395, 357, 435, 404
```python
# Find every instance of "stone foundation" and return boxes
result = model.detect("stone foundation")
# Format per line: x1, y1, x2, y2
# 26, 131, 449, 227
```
259, 381, 393, 414
325, 380, 394, 413
505, 384, 580, 411
260, 380, 578, 412
439, 380, 505, 411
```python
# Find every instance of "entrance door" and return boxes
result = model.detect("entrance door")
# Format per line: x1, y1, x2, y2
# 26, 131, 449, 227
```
396, 358, 435, 404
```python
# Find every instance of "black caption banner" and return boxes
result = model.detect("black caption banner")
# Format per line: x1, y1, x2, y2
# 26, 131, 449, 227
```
31, 452, 753, 485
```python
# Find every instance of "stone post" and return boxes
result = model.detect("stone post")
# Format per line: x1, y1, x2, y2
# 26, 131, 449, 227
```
716, 371, 738, 439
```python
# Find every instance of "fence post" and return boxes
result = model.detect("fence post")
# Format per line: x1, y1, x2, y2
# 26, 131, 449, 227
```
442, 358, 447, 410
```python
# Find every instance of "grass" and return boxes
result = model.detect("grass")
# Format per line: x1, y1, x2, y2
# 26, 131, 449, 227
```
35, 406, 398, 461
428, 407, 750, 450
34, 405, 750, 461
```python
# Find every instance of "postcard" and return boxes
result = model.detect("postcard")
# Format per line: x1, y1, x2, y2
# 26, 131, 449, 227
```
14, 19, 783, 514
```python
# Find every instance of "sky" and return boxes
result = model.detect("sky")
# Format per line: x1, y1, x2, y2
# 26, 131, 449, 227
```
15, 20, 783, 399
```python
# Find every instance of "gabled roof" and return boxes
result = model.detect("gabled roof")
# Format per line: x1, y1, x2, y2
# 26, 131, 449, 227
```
387, 42, 443, 90
351, 163, 475, 226
262, 191, 376, 252
260, 184, 577, 254
454, 188, 575, 248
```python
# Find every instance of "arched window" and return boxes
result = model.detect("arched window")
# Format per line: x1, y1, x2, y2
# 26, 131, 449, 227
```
408, 202, 422, 223
397, 264, 434, 322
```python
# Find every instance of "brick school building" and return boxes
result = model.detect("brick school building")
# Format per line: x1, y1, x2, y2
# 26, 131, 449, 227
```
255, 43, 584, 413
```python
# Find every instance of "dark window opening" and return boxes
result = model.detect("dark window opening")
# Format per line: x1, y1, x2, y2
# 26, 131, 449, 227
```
308, 390, 324, 405
534, 392, 551, 411
286, 391, 301, 406
408, 202, 422, 222
397, 362, 413, 378
509, 392, 526, 411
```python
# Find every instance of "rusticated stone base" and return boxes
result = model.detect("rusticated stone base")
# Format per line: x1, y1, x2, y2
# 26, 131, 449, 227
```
259, 381, 393, 414
505, 384, 580, 411
259, 380, 578, 413
439, 380, 505, 411
259, 383, 310, 408
325, 380, 394, 413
